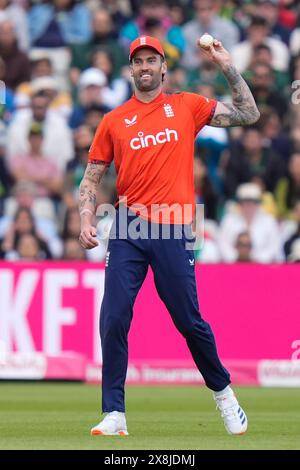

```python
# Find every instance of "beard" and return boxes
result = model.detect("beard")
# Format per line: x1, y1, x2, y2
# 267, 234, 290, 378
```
133, 72, 162, 91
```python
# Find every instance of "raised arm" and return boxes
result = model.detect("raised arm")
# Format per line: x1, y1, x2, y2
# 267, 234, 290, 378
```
78, 160, 108, 249
197, 39, 260, 127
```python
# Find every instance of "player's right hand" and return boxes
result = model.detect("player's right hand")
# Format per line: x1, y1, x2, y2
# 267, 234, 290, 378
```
79, 224, 99, 249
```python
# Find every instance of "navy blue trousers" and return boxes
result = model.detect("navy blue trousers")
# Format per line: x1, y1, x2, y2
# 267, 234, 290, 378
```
100, 210, 230, 412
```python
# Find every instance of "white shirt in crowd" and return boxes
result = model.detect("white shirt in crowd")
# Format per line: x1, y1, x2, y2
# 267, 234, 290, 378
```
231, 37, 290, 72
7, 109, 74, 171
218, 208, 283, 263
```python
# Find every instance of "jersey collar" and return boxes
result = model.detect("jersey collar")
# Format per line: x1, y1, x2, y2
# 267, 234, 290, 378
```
132, 91, 165, 105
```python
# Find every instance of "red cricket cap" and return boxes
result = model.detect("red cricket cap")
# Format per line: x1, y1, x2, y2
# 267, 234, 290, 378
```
129, 36, 165, 61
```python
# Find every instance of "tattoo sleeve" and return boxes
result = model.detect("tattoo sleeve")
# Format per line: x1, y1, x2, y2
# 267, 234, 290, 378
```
210, 64, 260, 127
78, 161, 108, 215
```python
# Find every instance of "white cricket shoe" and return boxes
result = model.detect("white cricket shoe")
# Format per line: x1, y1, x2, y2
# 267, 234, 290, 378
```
90, 411, 129, 436
214, 388, 248, 435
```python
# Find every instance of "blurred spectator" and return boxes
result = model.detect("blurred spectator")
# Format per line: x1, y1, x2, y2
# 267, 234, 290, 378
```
0, 0, 29, 51
275, 153, 300, 218
194, 156, 219, 220
0, 122, 11, 214
62, 237, 86, 260
249, 63, 287, 117
0, 19, 31, 89
182, 0, 239, 70
290, 13, 300, 55
61, 207, 81, 240
7, 93, 73, 171
91, 47, 131, 108
0, 181, 61, 257
187, 57, 229, 96
120, 0, 185, 53
231, 16, 289, 73
246, 43, 289, 92
224, 126, 285, 198
0, 57, 15, 122
283, 199, 300, 260
0, 207, 52, 259
163, 66, 188, 94
219, 183, 282, 262
88, 0, 131, 30
143, 17, 181, 69
287, 239, 300, 263
255, 0, 291, 45
259, 107, 292, 162
235, 231, 253, 263
15, 54, 73, 118
70, 8, 127, 75
195, 91, 229, 194
8, 122, 63, 199
29, 0, 91, 46
64, 125, 93, 207
83, 104, 106, 134
69, 67, 110, 129
29, 0, 92, 90
10, 233, 45, 261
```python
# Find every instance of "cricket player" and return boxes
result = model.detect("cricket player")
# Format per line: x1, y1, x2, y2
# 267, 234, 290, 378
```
79, 36, 260, 436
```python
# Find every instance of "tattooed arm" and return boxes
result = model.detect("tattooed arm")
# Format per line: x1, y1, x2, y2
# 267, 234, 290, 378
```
78, 160, 108, 249
197, 38, 260, 127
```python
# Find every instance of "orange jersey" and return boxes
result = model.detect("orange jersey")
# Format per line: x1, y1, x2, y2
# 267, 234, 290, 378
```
88, 91, 216, 223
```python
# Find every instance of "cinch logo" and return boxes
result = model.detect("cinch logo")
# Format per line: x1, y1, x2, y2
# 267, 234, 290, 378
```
130, 128, 178, 150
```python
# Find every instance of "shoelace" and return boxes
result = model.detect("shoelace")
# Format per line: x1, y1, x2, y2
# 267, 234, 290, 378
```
215, 396, 239, 421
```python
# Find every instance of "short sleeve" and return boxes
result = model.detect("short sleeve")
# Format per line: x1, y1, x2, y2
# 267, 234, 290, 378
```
181, 92, 217, 133
88, 115, 113, 166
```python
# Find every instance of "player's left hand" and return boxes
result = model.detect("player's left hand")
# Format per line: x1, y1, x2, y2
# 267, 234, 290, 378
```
197, 39, 232, 69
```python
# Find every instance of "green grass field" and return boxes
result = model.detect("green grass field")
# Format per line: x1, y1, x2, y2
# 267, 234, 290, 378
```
0, 383, 299, 450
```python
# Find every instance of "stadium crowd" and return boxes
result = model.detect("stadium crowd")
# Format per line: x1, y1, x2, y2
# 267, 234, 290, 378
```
0, 0, 300, 263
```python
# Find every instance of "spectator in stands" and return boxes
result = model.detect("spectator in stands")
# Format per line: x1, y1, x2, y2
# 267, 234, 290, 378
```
62, 237, 87, 260
182, 0, 239, 70
143, 17, 181, 69
70, 8, 127, 76
255, 0, 291, 45
224, 126, 285, 198
249, 62, 288, 117
246, 43, 289, 93
120, 0, 185, 54
0, 122, 11, 215
15, 54, 72, 118
29, 0, 92, 90
0, 20, 31, 90
218, 183, 282, 263
0, 0, 29, 51
64, 125, 94, 205
0, 57, 15, 122
83, 104, 106, 134
7, 93, 73, 171
11, 233, 45, 261
235, 231, 253, 263
0, 207, 52, 259
194, 156, 219, 221
8, 122, 63, 200
0, 180, 61, 256
232, 16, 289, 73
69, 67, 110, 129
91, 47, 131, 108
287, 239, 300, 263
283, 199, 300, 260
61, 207, 81, 240
259, 107, 292, 163
275, 153, 300, 218
29, 0, 91, 47
89, 0, 131, 31
290, 11, 300, 56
